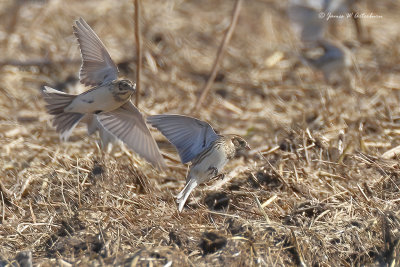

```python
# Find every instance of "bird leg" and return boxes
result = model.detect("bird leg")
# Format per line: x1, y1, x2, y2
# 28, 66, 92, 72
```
207, 167, 219, 177
209, 173, 225, 182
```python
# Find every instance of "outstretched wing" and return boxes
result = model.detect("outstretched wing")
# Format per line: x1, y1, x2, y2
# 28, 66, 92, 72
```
73, 17, 118, 86
147, 114, 218, 164
97, 102, 166, 171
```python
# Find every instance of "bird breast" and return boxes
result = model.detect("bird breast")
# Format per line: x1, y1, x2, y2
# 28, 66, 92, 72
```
189, 140, 230, 183
64, 85, 128, 114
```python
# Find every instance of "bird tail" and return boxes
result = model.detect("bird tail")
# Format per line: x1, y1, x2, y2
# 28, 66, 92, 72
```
177, 179, 198, 212
42, 86, 84, 141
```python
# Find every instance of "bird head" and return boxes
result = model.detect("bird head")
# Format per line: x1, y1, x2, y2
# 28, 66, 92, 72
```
230, 135, 250, 151
115, 79, 136, 97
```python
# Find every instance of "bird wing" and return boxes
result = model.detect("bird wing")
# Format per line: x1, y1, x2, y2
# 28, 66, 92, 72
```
287, 1, 326, 43
323, 0, 351, 14
147, 114, 218, 164
97, 102, 166, 170
73, 17, 118, 86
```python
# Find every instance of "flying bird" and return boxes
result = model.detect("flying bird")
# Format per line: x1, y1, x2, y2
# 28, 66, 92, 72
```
147, 114, 250, 212
42, 18, 166, 170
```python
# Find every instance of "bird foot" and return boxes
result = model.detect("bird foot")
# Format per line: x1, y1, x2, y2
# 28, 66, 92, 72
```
215, 173, 225, 180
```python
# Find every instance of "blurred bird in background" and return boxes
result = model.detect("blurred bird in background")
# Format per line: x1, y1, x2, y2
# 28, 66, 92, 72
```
42, 18, 166, 170
299, 39, 352, 86
288, 0, 362, 86
288, 0, 363, 44
147, 115, 250, 212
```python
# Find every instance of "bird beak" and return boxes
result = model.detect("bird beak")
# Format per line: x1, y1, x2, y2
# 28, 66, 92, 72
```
245, 144, 251, 150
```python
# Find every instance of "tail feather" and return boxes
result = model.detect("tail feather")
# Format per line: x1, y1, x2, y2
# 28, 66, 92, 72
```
46, 101, 73, 115
42, 86, 83, 141
53, 112, 84, 141
42, 86, 76, 114
177, 179, 198, 212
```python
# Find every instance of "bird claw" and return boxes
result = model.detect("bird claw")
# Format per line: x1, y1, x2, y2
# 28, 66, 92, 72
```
216, 173, 225, 180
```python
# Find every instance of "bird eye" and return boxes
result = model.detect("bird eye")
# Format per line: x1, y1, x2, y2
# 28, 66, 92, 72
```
233, 137, 247, 148
119, 82, 128, 91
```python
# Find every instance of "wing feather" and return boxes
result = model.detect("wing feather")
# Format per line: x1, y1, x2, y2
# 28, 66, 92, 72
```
288, 1, 326, 42
147, 114, 218, 164
73, 17, 118, 86
97, 102, 166, 170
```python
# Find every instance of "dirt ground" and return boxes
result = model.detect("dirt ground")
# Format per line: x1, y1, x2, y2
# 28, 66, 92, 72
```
0, 0, 400, 266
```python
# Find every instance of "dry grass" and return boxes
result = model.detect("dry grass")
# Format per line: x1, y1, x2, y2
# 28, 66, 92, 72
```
1, 0, 400, 266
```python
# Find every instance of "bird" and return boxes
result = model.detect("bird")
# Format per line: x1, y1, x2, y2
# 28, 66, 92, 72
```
299, 39, 352, 85
147, 114, 250, 212
288, 0, 362, 43
42, 17, 166, 170
288, 0, 356, 86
